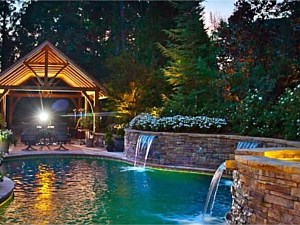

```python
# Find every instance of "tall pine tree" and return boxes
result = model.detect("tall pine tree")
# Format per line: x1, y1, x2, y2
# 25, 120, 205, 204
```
0, 0, 28, 71
157, 1, 219, 115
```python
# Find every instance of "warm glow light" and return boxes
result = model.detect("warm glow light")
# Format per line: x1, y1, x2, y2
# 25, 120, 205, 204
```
34, 165, 55, 222
264, 149, 300, 160
39, 111, 49, 123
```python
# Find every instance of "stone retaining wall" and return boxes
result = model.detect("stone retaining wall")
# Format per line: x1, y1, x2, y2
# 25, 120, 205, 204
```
227, 150, 300, 224
124, 129, 300, 170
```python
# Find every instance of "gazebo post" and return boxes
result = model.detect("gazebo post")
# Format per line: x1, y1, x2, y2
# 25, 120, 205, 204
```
8, 96, 14, 128
0, 91, 7, 126
1, 95, 6, 127
78, 97, 83, 110
94, 90, 100, 132
83, 94, 95, 134
84, 97, 88, 118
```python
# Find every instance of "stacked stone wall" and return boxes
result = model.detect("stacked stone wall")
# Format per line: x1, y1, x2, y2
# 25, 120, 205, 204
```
124, 129, 300, 170
228, 155, 300, 224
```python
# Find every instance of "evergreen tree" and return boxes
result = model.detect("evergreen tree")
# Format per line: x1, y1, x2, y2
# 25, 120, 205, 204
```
157, 1, 219, 115
131, 1, 178, 67
216, 0, 300, 101
0, 0, 28, 71
16, 1, 157, 79
17, 1, 97, 71
102, 1, 177, 120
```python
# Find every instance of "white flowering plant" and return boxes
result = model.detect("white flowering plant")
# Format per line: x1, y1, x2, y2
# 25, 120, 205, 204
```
274, 84, 300, 140
0, 114, 13, 143
230, 89, 278, 136
128, 113, 227, 133
229, 86, 300, 140
0, 129, 13, 142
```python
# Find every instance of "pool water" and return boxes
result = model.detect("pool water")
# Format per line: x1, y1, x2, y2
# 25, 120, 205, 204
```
0, 157, 232, 224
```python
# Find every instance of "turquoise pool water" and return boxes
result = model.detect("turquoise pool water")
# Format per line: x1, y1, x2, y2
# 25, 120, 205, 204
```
0, 157, 231, 224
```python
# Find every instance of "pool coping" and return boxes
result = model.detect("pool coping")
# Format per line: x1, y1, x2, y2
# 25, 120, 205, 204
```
0, 145, 219, 206
0, 177, 14, 207
235, 147, 300, 174
4, 149, 217, 174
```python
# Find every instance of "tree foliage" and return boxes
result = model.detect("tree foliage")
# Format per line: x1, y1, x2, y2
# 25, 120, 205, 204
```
157, 1, 221, 116
217, 0, 300, 101
0, 0, 28, 71
0, 0, 299, 140
104, 52, 169, 122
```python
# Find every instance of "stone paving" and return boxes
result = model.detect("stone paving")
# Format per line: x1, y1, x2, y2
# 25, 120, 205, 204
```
5, 139, 126, 160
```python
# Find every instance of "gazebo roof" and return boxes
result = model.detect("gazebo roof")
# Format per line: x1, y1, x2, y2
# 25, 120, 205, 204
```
0, 41, 106, 98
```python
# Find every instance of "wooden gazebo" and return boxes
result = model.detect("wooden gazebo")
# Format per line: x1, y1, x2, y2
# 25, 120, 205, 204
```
0, 41, 106, 131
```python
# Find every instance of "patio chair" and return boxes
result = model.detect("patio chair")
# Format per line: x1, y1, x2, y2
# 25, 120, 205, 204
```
53, 123, 70, 151
21, 122, 38, 151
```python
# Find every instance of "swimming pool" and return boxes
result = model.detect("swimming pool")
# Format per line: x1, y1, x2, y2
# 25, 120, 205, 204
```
0, 157, 232, 224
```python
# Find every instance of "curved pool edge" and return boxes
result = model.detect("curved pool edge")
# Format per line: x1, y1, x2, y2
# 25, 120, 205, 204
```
0, 153, 232, 224
4, 150, 217, 175
0, 149, 223, 208
0, 177, 14, 207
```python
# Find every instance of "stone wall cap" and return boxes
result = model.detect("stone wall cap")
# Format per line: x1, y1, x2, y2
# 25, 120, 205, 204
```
125, 129, 300, 147
235, 155, 300, 174
236, 147, 300, 155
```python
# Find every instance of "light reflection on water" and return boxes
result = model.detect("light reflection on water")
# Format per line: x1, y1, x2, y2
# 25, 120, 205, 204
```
120, 166, 153, 172
0, 158, 231, 224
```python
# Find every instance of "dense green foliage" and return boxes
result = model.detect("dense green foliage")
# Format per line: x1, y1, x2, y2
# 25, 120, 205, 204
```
157, 1, 221, 116
0, 0, 29, 71
105, 52, 169, 121
0, 0, 299, 140
215, 0, 300, 140
217, 0, 299, 101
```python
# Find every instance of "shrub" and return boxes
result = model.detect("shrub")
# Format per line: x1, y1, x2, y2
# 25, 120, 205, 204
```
228, 86, 300, 140
128, 113, 227, 133
128, 85, 300, 141
229, 89, 279, 137
0, 129, 13, 142
273, 84, 300, 140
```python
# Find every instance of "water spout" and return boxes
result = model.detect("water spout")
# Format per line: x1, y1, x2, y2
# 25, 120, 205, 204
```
143, 136, 155, 167
133, 135, 156, 168
133, 135, 143, 167
203, 162, 226, 218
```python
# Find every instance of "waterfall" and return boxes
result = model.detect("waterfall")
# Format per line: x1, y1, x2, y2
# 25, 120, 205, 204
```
133, 135, 156, 168
143, 136, 155, 167
203, 162, 226, 217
